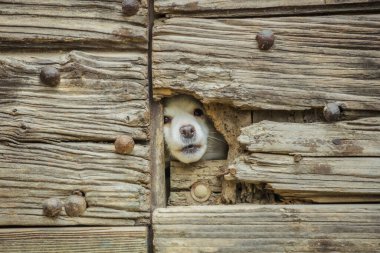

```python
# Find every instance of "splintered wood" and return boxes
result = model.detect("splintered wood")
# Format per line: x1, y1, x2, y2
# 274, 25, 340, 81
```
153, 205, 380, 253
233, 118, 380, 203
153, 15, 380, 111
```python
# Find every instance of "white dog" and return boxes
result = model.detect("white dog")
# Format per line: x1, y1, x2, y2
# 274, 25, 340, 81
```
163, 95, 228, 163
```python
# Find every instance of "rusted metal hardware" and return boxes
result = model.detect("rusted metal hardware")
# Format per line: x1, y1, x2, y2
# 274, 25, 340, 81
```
294, 154, 303, 162
191, 181, 212, 202
40, 66, 60, 86
122, 0, 140, 16
323, 102, 341, 122
256, 30, 275, 50
42, 197, 63, 218
114, 135, 135, 154
64, 193, 87, 217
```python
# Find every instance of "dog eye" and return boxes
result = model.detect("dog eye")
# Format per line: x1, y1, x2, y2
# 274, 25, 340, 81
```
194, 108, 204, 117
163, 116, 172, 124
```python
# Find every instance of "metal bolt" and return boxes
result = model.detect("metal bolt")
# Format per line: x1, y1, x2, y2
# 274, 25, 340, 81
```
42, 198, 63, 218
256, 30, 275, 50
64, 195, 87, 217
190, 181, 211, 202
114, 135, 135, 155
332, 139, 342, 145
122, 0, 140, 16
40, 66, 60, 86
323, 103, 341, 122
294, 154, 303, 162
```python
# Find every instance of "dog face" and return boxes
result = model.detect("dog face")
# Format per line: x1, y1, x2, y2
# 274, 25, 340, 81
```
163, 95, 209, 164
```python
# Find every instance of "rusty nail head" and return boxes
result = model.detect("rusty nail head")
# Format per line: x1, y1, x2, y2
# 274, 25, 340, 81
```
256, 30, 275, 50
40, 66, 60, 86
115, 135, 135, 155
332, 139, 342, 145
42, 198, 63, 218
64, 195, 87, 217
323, 102, 341, 122
122, 0, 140, 16
294, 154, 303, 162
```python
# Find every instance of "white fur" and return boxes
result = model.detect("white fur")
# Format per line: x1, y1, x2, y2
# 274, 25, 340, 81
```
163, 95, 228, 164
164, 96, 208, 163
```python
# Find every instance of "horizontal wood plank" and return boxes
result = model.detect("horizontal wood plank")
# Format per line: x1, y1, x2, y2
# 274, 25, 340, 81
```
238, 117, 380, 156
0, 0, 147, 50
153, 15, 380, 111
0, 141, 150, 226
0, 51, 149, 142
0, 227, 147, 253
153, 205, 380, 253
234, 118, 380, 202
155, 0, 380, 17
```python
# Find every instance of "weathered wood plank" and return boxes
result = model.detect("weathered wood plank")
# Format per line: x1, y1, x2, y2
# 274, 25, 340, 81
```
238, 117, 380, 156
234, 118, 380, 202
0, 227, 147, 253
0, 141, 150, 226
153, 205, 380, 253
153, 15, 380, 111
0, 0, 148, 50
169, 160, 226, 206
155, 0, 380, 17
0, 51, 148, 141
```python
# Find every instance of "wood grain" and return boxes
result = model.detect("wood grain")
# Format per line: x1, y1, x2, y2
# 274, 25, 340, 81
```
153, 205, 380, 253
233, 118, 380, 202
0, 227, 147, 253
0, 51, 149, 142
155, 0, 380, 17
0, 0, 148, 50
0, 141, 150, 226
153, 15, 380, 111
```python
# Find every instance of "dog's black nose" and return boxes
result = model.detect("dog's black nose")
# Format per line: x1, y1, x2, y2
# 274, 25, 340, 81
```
180, 125, 195, 138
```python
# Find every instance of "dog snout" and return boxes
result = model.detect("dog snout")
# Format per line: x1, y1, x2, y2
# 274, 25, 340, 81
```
179, 124, 195, 138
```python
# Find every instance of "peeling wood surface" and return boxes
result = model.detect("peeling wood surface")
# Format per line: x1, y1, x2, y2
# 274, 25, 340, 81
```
155, 0, 380, 17
234, 118, 380, 202
0, 0, 148, 50
0, 227, 147, 253
153, 205, 380, 253
0, 51, 149, 142
0, 141, 150, 226
153, 15, 380, 111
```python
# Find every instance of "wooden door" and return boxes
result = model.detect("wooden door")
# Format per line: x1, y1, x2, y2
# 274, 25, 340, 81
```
0, 1, 150, 252
152, 1, 380, 252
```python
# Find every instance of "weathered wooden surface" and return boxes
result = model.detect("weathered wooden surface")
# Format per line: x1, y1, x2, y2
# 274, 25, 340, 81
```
0, 51, 148, 142
153, 205, 380, 253
0, 0, 148, 50
169, 160, 226, 206
151, 101, 166, 209
233, 118, 380, 202
0, 141, 150, 226
154, 15, 380, 111
0, 227, 147, 253
155, 0, 380, 17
